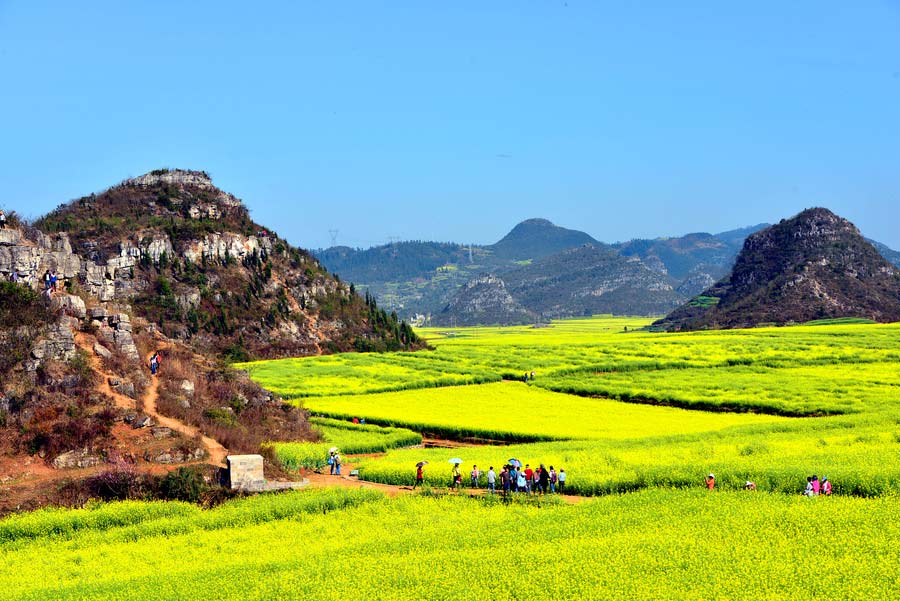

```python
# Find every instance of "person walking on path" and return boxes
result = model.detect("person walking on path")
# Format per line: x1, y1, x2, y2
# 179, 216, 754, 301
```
333, 452, 342, 475
539, 464, 550, 494
549, 466, 557, 493
558, 468, 567, 494
487, 466, 496, 494
706, 474, 716, 491
524, 464, 533, 494
43, 269, 52, 291
451, 463, 462, 491
822, 476, 832, 495
149, 351, 160, 376
328, 452, 336, 475
500, 466, 510, 495
470, 465, 480, 489
413, 464, 424, 488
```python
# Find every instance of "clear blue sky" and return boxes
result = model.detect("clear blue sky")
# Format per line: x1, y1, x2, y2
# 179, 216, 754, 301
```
2, 1, 899, 249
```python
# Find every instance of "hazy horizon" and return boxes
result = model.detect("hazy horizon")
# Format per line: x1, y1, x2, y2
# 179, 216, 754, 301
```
2, 2, 898, 249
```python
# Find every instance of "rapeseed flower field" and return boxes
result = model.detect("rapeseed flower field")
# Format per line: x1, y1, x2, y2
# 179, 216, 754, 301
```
2, 489, 899, 600
5, 316, 900, 599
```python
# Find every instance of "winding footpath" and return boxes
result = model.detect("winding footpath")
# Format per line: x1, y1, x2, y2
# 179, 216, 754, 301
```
74, 333, 229, 467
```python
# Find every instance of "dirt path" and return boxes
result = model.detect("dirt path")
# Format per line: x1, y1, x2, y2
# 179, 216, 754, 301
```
142, 361, 229, 467
74, 333, 229, 467
299, 458, 586, 504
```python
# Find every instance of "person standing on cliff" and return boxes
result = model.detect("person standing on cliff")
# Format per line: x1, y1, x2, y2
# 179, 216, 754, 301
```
0, 210, 7, 229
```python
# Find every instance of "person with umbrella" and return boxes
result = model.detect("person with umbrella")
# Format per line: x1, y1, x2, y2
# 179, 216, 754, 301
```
449, 459, 462, 491
414, 461, 427, 488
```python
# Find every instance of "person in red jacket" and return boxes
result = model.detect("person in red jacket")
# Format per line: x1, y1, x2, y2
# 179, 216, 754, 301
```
413, 464, 424, 489
706, 474, 715, 490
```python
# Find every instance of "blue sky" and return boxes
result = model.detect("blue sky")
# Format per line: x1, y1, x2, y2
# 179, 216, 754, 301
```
1, 1, 899, 249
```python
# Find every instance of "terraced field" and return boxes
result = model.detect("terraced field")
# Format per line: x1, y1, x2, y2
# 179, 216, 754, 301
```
251, 317, 900, 498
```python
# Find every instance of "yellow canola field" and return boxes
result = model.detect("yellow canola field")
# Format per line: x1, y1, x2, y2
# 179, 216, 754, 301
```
2, 489, 899, 600
303, 381, 785, 442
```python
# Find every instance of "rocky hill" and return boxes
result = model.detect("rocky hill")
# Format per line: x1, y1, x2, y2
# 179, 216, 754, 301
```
435, 274, 535, 326
656, 208, 900, 330
31, 169, 420, 358
503, 244, 683, 318
0, 169, 420, 512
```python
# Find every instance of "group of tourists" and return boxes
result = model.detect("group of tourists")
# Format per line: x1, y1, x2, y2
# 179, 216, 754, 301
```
442, 462, 567, 495
705, 473, 833, 495
803, 474, 832, 496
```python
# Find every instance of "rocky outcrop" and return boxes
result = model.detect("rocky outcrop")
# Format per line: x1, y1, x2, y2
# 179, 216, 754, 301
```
182, 232, 272, 264
50, 294, 86, 319
52, 449, 103, 469
657, 208, 900, 330
28, 321, 77, 370
436, 274, 535, 326
144, 447, 206, 464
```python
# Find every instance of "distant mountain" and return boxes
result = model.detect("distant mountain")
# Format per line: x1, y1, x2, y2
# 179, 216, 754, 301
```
316, 241, 470, 285
504, 244, 683, 317
315, 214, 900, 326
714, 223, 770, 248
315, 218, 600, 319
487, 218, 599, 261
656, 208, 900, 330
614, 232, 736, 280
867, 238, 900, 268
435, 274, 535, 326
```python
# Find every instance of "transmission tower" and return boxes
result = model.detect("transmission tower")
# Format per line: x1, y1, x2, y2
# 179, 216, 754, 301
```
328, 229, 339, 247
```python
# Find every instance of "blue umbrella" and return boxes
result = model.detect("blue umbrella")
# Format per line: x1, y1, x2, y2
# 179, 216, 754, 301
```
508, 458, 522, 468
448, 458, 463, 464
